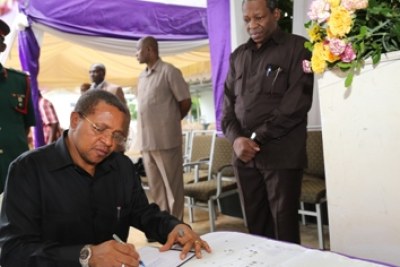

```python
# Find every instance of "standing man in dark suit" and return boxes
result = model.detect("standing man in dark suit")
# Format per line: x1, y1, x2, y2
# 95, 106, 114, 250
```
89, 63, 126, 104
222, 0, 314, 244
0, 19, 35, 193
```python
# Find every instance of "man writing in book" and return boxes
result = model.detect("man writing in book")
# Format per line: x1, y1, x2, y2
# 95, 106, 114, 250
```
0, 90, 211, 267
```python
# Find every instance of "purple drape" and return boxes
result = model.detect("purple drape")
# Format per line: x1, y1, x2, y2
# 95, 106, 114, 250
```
206, 0, 231, 132
18, 22, 44, 147
22, 0, 208, 40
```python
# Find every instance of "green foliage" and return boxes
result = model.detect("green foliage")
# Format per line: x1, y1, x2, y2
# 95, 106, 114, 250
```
190, 97, 200, 120
128, 102, 137, 120
279, 0, 293, 33
305, 0, 400, 88
350, 1, 400, 71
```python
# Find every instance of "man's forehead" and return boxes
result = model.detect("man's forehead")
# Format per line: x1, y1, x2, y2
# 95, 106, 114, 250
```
90, 64, 105, 71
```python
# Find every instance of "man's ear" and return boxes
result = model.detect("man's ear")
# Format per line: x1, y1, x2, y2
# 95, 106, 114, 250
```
273, 8, 281, 21
70, 112, 80, 129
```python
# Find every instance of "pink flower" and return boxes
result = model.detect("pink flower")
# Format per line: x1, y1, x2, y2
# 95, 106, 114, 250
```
340, 44, 356, 62
302, 60, 313, 73
328, 38, 347, 56
308, 0, 331, 23
0, 0, 13, 16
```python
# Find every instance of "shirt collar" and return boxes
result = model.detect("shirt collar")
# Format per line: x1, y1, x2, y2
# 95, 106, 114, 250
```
245, 27, 286, 50
145, 59, 161, 75
91, 80, 105, 90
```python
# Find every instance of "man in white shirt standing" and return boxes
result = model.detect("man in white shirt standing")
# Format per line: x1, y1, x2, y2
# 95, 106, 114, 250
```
136, 36, 191, 222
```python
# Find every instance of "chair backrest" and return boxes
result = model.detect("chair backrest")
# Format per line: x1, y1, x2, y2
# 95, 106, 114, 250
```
208, 136, 234, 178
187, 130, 216, 163
304, 130, 325, 178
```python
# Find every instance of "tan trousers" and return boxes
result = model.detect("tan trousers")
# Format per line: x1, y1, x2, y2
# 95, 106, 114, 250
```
142, 146, 184, 220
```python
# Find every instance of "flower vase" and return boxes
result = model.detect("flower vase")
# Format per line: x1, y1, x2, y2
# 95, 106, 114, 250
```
317, 51, 400, 266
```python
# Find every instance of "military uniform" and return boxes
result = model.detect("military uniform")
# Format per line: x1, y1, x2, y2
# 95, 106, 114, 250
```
0, 64, 35, 192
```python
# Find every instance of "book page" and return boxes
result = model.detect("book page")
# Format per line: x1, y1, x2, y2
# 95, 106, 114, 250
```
138, 246, 195, 267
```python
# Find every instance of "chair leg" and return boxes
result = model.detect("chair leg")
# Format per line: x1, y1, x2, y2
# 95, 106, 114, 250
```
208, 199, 216, 232
187, 197, 194, 223
316, 203, 325, 249
238, 195, 248, 228
300, 202, 306, 225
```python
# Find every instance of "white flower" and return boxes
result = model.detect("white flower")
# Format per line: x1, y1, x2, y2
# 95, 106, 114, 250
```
308, 0, 331, 23
341, 0, 368, 11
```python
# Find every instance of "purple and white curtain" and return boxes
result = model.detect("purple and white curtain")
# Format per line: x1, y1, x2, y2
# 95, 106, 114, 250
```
17, 0, 231, 147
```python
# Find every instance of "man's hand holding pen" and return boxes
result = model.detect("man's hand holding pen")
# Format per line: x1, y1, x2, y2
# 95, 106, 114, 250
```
159, 224, 212, 260
87, 236, 142, 267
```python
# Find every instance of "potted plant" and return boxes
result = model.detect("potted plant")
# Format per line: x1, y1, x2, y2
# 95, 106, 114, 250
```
304, 0, 400, 87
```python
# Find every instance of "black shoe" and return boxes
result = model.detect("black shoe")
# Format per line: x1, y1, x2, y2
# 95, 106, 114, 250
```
146, 238, 157, 243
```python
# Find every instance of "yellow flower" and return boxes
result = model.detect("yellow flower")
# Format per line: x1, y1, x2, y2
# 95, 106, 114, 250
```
307, 23, 322, 43
311, 42, 327, 73
328, 6, 352, 37
327, 0, 340, 8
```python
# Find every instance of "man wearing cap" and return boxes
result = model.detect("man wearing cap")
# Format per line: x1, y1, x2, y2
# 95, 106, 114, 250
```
0, 19, 36, 193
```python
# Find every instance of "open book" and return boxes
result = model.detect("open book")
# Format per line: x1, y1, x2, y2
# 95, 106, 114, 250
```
138, 245, 195, 267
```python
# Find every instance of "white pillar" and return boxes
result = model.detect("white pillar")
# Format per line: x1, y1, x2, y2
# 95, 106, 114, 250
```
292, 0, 321, 129
293, 0, 312, 38
230, 0, 247, 51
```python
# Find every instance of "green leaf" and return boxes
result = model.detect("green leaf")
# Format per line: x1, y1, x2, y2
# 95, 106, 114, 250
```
304, 41, 313, 51
337, 62, 352, 70
345, 72, 354, 88
372, 52, 381, 65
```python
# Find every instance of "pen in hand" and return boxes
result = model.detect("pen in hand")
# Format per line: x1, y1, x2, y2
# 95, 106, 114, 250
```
113, 234, 146, 267
113, 234, 125, 244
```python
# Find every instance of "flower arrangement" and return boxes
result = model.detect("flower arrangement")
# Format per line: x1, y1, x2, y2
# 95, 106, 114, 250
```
304, 0, 400, 87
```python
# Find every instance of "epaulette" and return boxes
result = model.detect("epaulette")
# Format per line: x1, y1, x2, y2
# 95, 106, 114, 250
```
6, 68, 30, 77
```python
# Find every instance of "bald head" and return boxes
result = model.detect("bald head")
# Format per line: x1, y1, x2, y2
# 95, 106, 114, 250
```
89, 63, 106, 85
141, 36, 158, 54
136, 36, 159, 67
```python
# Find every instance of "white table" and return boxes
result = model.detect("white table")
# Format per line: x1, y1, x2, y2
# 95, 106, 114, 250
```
185, 231, 392, 267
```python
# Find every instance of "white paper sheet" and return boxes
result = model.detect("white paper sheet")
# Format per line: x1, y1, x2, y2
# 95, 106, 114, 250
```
138, 246, 195, 267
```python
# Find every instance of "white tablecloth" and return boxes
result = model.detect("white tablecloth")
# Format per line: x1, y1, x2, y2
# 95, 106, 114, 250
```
185, 231, 390, 267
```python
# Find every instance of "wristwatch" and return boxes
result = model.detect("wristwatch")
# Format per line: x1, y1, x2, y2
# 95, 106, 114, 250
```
79, 245, 92, 267
250, 132, 262, 145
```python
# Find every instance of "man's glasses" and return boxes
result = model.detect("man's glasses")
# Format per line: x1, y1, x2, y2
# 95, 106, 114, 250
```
78, 112, 127, 147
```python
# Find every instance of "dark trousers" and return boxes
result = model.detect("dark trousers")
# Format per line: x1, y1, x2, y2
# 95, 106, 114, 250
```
234, 166, 303, 244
